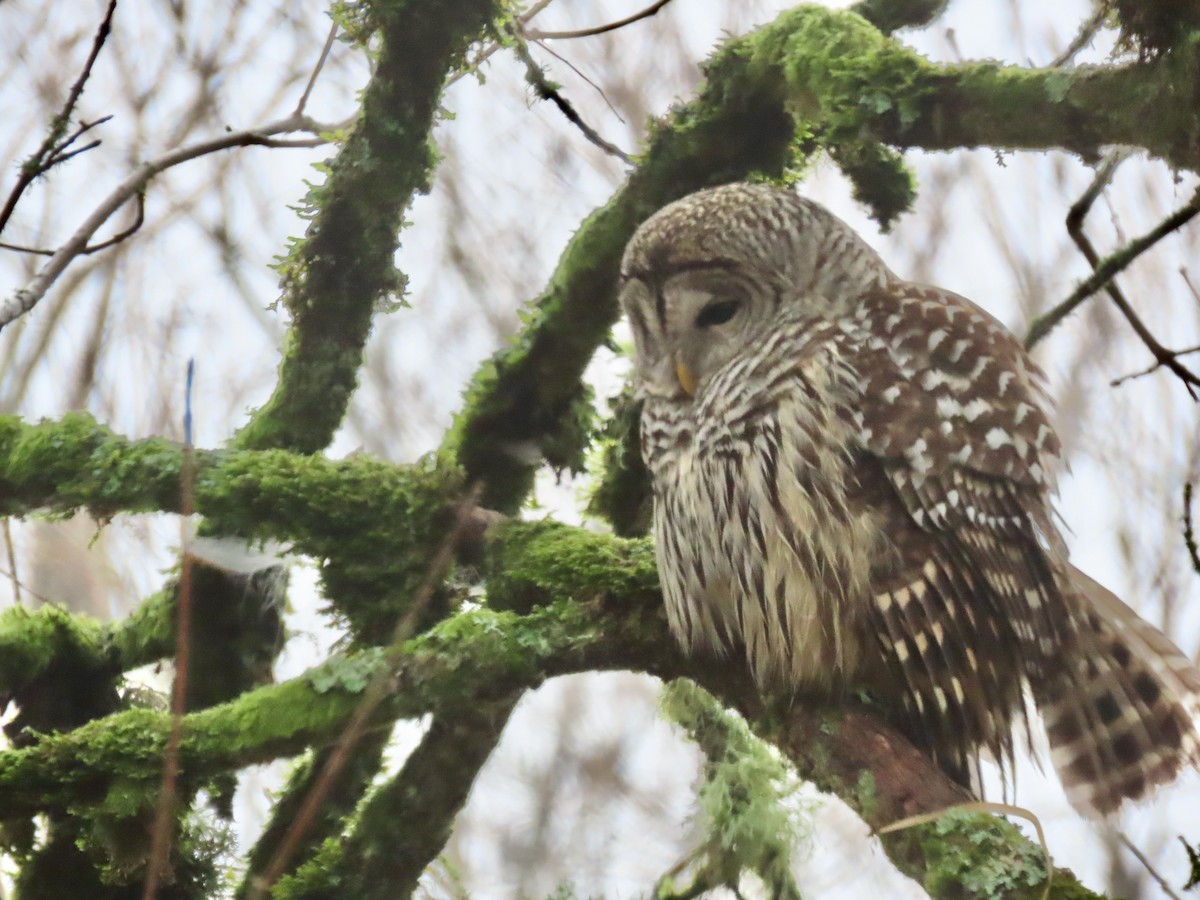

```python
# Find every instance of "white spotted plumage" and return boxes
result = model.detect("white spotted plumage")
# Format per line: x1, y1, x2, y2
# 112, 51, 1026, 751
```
620, 182, 1200, 817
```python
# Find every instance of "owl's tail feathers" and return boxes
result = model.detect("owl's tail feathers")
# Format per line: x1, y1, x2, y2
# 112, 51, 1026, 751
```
1034, 567, 1200, 818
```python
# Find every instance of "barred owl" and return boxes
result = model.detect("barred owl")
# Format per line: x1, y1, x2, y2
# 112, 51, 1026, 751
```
619, 182, 1200, 817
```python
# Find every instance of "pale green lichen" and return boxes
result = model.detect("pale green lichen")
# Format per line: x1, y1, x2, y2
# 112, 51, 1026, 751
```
662, 679, 808, 897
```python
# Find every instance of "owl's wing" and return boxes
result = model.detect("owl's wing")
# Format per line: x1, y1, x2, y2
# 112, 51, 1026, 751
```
839, 283, 1200, 814
837, 283, 1071, 780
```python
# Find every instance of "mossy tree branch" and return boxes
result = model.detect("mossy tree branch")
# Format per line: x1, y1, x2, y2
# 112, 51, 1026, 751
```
235, 0, 502, 454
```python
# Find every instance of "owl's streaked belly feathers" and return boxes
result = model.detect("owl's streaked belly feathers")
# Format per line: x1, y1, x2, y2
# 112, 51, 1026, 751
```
643, 326, 879, 692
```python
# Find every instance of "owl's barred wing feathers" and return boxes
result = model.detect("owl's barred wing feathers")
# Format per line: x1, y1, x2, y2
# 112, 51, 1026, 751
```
624, 182, 1200, 820
842, 280, 1200, 816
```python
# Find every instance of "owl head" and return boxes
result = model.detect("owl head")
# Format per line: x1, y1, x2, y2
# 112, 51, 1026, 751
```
619, 182, 887, 400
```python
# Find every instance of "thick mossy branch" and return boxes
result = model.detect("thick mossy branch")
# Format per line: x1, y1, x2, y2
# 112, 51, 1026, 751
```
236, 0, 501, 454
0, 605, 122, 742
0, 555, 666, 819
274, 697, 520, 900
236, 733, 391, 899
451, 2, 1200, 516
0, 412, 466, 637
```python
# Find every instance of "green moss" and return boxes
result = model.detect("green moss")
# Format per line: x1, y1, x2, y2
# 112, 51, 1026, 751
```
484, 519, 659, 614
0, 605, 121, 742
0, 413, 468, 640
0, 413, 181, 518
0, 605, 107, 693
586, 386, 652, 537
272, 836, 348, 899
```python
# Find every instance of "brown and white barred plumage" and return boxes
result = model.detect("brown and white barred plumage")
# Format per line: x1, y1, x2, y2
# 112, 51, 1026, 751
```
619, 182, 1200, 817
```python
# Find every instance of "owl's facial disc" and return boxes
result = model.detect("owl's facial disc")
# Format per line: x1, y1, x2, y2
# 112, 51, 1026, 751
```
621, 266, 752, 399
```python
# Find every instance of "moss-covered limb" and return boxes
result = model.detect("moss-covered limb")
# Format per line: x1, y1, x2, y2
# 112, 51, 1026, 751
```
0, 554, 671, 818
747, 6, 1200, 171
0, 411, 465, 613
763, 707, 1105, 898
275, 696, 520, 900
0, 605, 114, 700
0, 605, 122, 741
0, 412, 189, 519
234, 0, 502, 454
660, 680, 803, 899
0, 410, 463, 546
236, 730, 391, 900
102, 581, 178, 671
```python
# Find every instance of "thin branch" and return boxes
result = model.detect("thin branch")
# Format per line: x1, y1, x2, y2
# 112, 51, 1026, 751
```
0, 567, 56, 607
445, 0, 560, 88
513, 41, 631, 163
0, 0, 118, 237
1051, 5, 1110, 67
1117, 831, 1184, 900
1185, 483, 1200, 575
49, 115, 113, 161
0, 114, 335, 333
524, 0, 675, 40
293, 20, 339, 117
531, 39, 625, 123
0, 190, 145, 258
2, 521, 20, 606
1181, 266, 1200, 304
1025, 182, 1200, 364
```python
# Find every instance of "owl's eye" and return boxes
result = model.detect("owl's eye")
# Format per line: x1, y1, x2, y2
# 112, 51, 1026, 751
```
694, 299, 741, 329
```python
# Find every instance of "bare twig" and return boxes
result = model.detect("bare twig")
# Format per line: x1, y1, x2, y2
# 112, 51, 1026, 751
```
525, 0, 675, 40
294, 20, 339, 116
0, 567, 56, 607
1053, 170, 1200, 396
1185, 483, 1200, 575
0, 114, 335, 333
0, 0, 118, 237
1025, 181, 1200, 388
0, 191, 145, 257
143, 360, 197, 900
247, 485, 486, 900
513, 42, 632, 163
1051, 5, 1109, 67
1117, 831, 1184, 900
2, 521, 20, 606
1181, 266, 1200, 304
531, 39, 625, 123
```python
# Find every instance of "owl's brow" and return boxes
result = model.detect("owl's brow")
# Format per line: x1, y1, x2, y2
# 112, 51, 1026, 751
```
658, 257, 741, 277
622, 257, 742, 284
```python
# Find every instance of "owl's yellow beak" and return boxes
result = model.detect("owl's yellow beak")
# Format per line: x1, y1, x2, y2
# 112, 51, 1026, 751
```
673, 354, 697, 396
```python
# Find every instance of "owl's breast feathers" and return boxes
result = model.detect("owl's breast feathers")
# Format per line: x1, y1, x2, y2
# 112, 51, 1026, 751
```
644, 317, 880, 691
